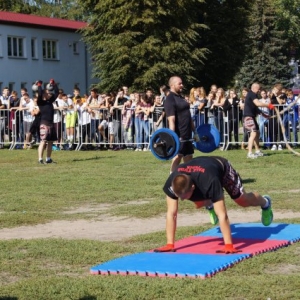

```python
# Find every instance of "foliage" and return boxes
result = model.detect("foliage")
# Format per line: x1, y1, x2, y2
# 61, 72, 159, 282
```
274, 0, 300, 58
2, 0, 300, 91
0, 0, 86, 21
79, 0, 208, 92
198, 0, 252, 90
0, 0, 33, 13
234, 0, 291, 90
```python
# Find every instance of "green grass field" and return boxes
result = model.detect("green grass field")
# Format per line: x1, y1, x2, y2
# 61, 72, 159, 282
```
0, 147, 300, 300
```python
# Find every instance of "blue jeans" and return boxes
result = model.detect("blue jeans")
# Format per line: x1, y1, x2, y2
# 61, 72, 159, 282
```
90, 119, 100, 143
134, 117, 143, 149
283, 113, 298, 144
141, 119, 150, 149
258, 115, 268, 142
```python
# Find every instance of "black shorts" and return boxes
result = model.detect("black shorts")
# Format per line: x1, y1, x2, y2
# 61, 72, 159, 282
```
221, 160, 243, 199
244, 116, 259, 133
178, 140, 194, 157
40, 123, 58, 142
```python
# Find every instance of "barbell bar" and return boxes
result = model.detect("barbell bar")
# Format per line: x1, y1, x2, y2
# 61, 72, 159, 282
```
149, 124, 220, 160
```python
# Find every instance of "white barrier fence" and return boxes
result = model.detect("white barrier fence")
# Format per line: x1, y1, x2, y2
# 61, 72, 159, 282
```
1, 104, 299, 151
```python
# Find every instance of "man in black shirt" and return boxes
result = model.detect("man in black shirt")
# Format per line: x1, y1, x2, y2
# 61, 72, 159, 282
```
154, 156, 273, 253
243, 82, 274, 159
164, 76, 199, 173
36, 79, 59, 164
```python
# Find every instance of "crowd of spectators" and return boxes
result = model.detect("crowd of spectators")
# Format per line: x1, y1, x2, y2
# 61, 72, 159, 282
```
0, 82, 299, 151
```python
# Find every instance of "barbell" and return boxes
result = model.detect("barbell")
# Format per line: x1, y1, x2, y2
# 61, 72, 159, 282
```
149, 124, 220, 160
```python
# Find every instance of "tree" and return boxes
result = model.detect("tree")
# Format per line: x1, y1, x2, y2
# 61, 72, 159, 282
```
234, 0, 291, 90
0, 0, 33, 13
274, 0, 300, 59
0, 0, 87, 21
32, 0, 87, 21
198, 0, 252, 90
79, 0, 208, 92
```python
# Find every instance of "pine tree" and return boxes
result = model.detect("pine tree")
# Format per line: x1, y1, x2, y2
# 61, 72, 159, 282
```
234, 0, 290, 90
198, 0, 252, 90
79, 0, 208, 92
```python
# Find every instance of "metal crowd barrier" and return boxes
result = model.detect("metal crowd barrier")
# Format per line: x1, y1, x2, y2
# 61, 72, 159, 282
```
2, 104, 299, 151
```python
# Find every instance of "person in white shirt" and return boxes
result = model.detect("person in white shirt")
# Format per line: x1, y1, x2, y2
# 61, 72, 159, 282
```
75, 96, 91, 149
62, 93, 76, 149
0, 87, 11, 142
258, 89, 270, 147
53, 94, 66, 150
18, 93, 34, 149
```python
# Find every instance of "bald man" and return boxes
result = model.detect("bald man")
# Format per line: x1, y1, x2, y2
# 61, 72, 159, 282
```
243, 82, 274, 159
164, 76, 199, 173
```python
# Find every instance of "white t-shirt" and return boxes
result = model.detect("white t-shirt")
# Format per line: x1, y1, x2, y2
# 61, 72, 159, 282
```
88, 96, 103, 120
66, 98, 75, 114
0, 96, 10, 108
76, 103, 90, 125
21, 98, 34, 122
53, 99, 66, 123
259, 97, 270, 114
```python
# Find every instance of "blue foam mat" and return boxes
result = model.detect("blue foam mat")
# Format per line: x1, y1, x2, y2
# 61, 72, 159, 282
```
90, 252, 251, 278
196, 223, 300, 243
90, 223, 300, 278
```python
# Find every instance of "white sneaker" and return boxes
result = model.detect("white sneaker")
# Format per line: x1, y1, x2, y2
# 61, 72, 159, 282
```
271, 145, 277, 151
255, 150, 264, 157
247, 153, 258, 159
278, 145, 283, 151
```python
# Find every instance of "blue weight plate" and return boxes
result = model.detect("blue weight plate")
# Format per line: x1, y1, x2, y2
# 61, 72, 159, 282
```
195, 124, 220, 153
150, 128, 180, 160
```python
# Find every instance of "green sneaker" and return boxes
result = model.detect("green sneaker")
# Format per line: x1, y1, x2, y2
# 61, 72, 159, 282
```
261, 195, 273, 226
207, 207, 219, 225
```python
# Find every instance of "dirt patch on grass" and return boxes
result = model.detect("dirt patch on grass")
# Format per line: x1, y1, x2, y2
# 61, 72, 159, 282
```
0, 272, 20, 285
266, 264, 300, 274
0, 209, 300, 241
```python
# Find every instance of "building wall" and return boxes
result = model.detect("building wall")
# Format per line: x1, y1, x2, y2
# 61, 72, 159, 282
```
0, 23, 97, 96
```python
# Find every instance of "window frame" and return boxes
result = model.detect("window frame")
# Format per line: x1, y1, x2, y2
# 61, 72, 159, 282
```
42, 39, 59, 60
7, 36, 26, 58
31, 38, 38, 59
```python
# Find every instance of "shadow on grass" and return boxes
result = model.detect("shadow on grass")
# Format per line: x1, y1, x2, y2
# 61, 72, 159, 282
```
241, 178, 256, 184
79, 296, 97, 300
72, 156, 115, 162
0, 297, 18, 300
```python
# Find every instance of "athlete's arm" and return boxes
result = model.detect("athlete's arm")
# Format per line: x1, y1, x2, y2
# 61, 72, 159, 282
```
166, 196, 178, 244
253, 98, 269, 108
167, 116, 175, 131
213, 198, 233, 245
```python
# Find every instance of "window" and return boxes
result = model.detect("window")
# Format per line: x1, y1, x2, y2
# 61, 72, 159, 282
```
21, 82, 27, 90
73, 42, 79, 54
8, 82, 15, 92
31, 38, 37, 59
7, 36, 25, 58
42, 39, 58, 60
